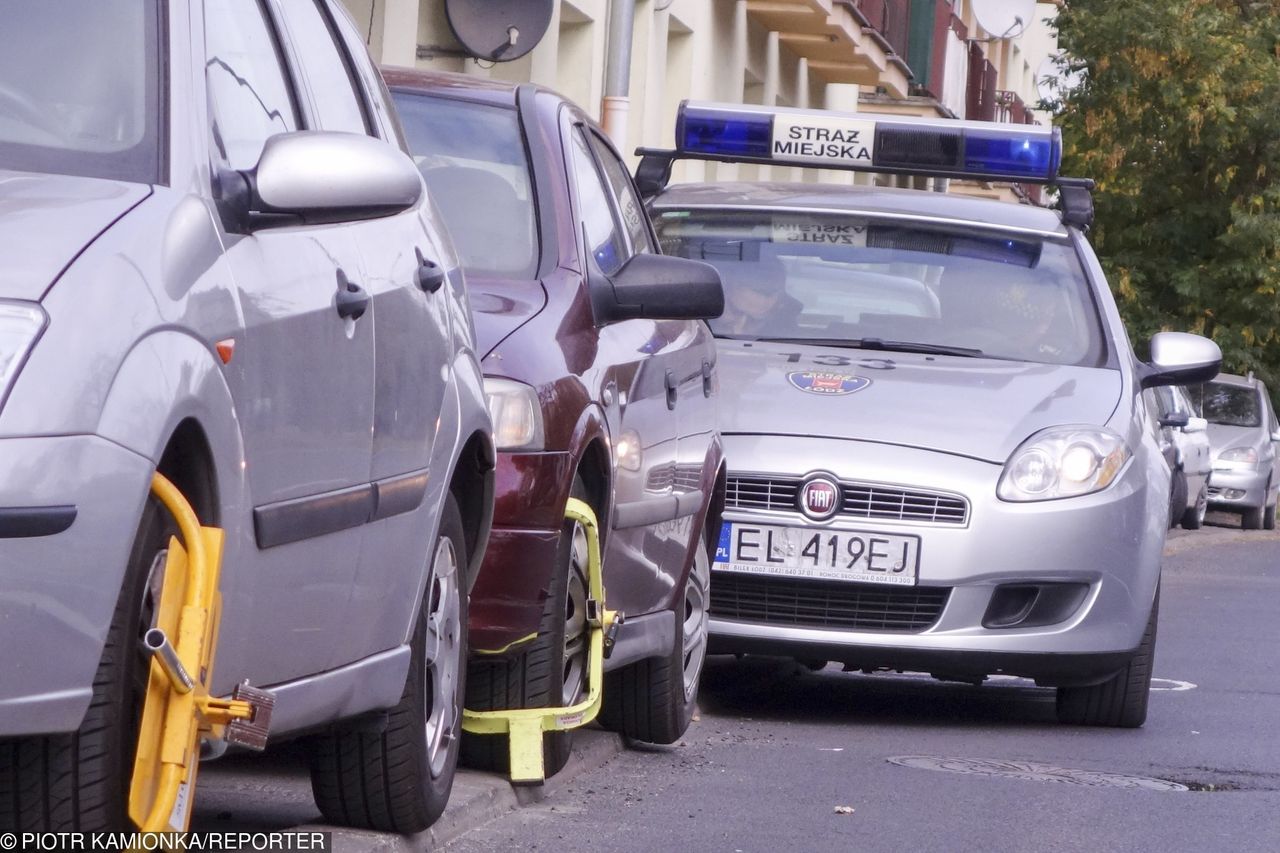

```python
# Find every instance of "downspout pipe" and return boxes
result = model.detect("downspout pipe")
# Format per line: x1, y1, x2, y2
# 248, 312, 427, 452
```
602, 0, 637, 145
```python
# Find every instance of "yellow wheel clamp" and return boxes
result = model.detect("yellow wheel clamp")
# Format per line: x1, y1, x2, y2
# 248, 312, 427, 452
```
462, 497, 623, 785
128, 473, 274, 832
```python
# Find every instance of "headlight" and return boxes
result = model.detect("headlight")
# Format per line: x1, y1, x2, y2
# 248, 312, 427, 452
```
483, 377, 544, 451
998, 426, 1130, 501
0, 301, 47, 401
1218, 446, 1258, 465
615, 429, 642, 472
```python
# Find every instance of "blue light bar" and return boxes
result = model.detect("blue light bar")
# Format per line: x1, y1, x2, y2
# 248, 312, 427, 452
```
672, 101, 1062, 184
677, 105, 772, 159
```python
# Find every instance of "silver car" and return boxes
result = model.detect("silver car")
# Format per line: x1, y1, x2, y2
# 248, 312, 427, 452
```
0, 0, 492, 833
643, 103, 1222, 728
1146, 385, 1212, 529
1195, 373, 1280, 528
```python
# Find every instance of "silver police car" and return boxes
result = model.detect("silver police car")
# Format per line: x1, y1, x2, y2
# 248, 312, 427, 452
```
640, 103, 1222, 727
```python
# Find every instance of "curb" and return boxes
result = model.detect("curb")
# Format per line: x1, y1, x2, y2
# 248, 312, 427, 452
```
301, 728, 627, 852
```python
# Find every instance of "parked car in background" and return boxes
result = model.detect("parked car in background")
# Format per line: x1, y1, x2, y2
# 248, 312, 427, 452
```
642, 102, 1222, 728
1192, 373, 1280, 529
1146, 385, 1212, 529
0, 0, 493, 833
383, 69, 725, 774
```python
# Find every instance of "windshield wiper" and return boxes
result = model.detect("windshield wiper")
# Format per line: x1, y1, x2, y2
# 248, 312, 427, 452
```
755, 336, 985, 358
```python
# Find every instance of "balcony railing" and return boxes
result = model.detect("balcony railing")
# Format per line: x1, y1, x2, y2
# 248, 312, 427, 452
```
966, 43, 997, 121
849, 0, 912, 68
995, 90, 1037, 125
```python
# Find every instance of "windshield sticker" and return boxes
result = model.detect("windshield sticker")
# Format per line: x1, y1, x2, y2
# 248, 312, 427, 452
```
771, 217, 868, 247
772, 113, 876, 165
787, 371, 871, 396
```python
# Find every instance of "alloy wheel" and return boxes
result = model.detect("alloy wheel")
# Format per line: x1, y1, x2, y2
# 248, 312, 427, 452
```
423, 535, 461, 779
681, 545, 710, 701
561, 521, 590, 705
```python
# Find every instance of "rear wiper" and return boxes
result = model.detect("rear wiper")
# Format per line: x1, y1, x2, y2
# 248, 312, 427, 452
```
756, 336, 985, 358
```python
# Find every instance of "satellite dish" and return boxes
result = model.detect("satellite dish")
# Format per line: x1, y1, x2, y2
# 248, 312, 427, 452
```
445, 0, 554, 63
1036, 54, 1084, 103
971, 0, 1035, 39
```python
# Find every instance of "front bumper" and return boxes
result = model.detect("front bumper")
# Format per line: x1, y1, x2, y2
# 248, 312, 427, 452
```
468, 450, 572, 655
1207, 465, 1269, 509
708, 435, 1165, 686
0, 435, 153, 735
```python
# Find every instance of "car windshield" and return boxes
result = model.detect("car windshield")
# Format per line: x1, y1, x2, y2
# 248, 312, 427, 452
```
1198, 382, 1261, 428
0, 0, 161, 184
653, 209, 1106, 367
392, 92, 538, 279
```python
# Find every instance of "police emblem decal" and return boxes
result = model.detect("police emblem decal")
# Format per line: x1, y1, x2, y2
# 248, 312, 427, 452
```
786, 371, 871, 396
799, 475, 841, 521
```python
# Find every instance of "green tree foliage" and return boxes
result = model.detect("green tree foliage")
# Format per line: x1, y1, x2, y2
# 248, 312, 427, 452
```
1052, 0, 1280, 388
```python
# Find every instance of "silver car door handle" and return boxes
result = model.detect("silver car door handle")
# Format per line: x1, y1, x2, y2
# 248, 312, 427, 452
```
335, 270, 369, 321
415, 248, 446, 293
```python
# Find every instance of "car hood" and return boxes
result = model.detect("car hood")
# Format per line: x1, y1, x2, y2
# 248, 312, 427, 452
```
1205, 422, 1260, 457
0, 170, 151, 301
717, 339, 1123, 463
466, 276, 549, 360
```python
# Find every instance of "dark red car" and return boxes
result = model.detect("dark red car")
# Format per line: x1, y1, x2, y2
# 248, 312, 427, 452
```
383, 69, 725, 773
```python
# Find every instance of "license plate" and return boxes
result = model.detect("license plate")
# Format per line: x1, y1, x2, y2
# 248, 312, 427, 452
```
713, 522, 919, 586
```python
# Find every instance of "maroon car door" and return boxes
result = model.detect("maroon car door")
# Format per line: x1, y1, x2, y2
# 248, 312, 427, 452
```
565, 119, 692, 618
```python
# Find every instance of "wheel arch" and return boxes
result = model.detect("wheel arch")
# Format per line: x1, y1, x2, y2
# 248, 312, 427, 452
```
448, 428, 495, 594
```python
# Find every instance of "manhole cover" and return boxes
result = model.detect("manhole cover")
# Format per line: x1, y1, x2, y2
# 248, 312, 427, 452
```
888, 756, 1188, 792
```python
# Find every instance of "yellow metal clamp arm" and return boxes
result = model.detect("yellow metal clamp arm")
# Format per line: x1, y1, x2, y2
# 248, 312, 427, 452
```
461, 498, 621, 785
129, 472, 257, 832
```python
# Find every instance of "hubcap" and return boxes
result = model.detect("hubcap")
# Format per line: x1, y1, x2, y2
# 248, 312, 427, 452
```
1196, 488, 1208, 524
561, 521, 590, 704
423, 535, 461, 779
681, 544, 710, 701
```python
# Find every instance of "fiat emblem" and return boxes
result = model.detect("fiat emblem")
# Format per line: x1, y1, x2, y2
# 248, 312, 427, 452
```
799, 475, 841, 521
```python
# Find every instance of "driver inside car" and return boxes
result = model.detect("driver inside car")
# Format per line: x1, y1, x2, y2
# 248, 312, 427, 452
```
713, 256, 802, 337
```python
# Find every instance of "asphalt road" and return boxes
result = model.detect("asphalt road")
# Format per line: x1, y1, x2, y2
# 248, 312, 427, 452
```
447, 529, 1280, 853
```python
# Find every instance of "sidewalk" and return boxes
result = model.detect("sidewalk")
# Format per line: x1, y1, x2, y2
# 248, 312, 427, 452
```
195, 728, 628, 850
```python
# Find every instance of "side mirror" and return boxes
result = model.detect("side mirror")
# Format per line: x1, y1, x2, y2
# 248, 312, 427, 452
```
1139, 332, 1222, 389
1158, 411, 1190, 429
1271, 429, 1280, 442
590, 253, 724, 325
221, 131, 423, 230
1183, 416, 1208, 434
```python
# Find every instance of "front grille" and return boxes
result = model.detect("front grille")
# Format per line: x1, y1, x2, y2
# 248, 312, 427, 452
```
727, 474, 969, 525
711, 572, 950, 633
646, 463, 706, 492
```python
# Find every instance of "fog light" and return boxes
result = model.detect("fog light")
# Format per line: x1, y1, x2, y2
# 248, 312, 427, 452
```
1221, 488, 1245, 500
983, 583, 1090, 629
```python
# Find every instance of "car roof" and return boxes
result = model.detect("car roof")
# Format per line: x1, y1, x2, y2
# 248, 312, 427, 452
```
380, 65, 518, 107
650, 181, 1071, 239
1210, 372, 1262, 389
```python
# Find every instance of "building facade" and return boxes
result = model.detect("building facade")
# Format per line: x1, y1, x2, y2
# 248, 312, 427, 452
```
344, 0, 1060, 199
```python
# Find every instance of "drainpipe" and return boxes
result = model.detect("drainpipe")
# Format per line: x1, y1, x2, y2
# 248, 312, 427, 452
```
601, 0, 637, 146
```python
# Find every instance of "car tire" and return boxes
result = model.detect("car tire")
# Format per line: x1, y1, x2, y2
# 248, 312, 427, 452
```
1242, 503, 1264, 530
1180, 485, 1207, 530
1167, 469, 1187, 530
460, 479, 591, 778
1265, 480, 1277, 530
599, 535, 710, 744
0, 495, 170, 831
1055, 588, 1157, 728
309, 493, 468, 833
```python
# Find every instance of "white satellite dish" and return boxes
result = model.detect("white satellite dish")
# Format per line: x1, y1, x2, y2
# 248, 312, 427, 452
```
1036, 54, 1084, 103
971, 0, 1036, 39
